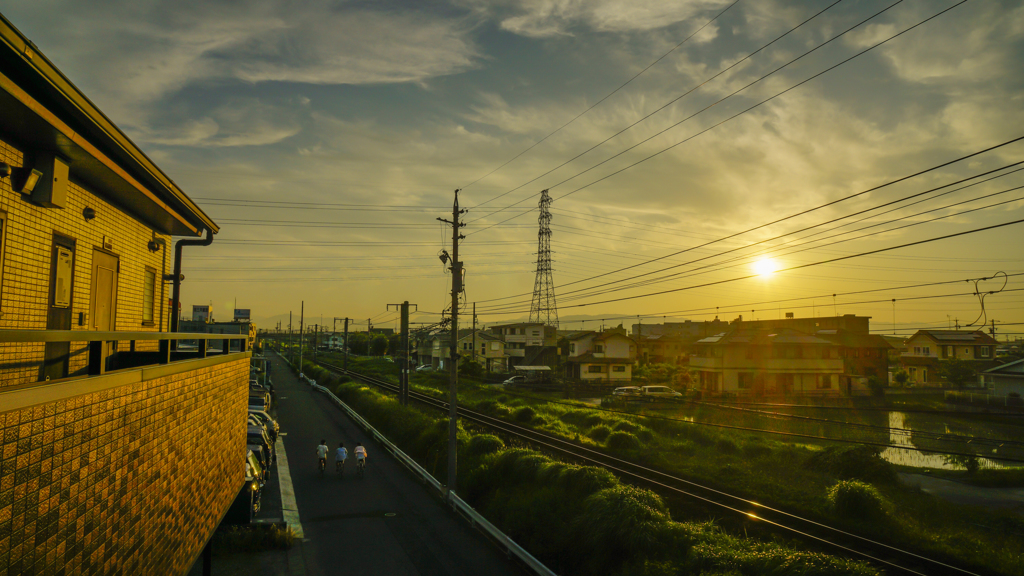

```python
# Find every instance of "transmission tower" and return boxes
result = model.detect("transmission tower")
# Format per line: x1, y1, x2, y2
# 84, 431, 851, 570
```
529, 189, 559, 327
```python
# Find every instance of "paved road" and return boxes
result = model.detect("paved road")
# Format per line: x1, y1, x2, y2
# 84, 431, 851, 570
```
269, 357, 523, 576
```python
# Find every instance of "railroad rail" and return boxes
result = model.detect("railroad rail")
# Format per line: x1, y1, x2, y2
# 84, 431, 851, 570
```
318, 361, 996, 576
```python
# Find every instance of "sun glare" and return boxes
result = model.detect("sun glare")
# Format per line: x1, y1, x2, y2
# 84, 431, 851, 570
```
753, 258, 778, 276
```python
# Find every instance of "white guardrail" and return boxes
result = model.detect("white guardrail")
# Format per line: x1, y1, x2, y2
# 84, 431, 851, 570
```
299, 372, 557, 576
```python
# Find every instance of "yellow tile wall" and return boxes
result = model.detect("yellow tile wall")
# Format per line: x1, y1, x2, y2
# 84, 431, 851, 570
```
0, 138, 175, 388
0, 357, 249, 575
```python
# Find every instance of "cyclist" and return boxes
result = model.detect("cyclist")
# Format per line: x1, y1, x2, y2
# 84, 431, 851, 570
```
335, 442, 348, 475
316, 440, 329, 472
354, 442, 367, 474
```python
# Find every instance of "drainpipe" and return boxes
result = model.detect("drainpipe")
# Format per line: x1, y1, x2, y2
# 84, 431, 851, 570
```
170, 228, 214, 335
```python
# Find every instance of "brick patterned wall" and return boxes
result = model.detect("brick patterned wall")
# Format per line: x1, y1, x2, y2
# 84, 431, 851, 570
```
0, 137, 174, 388
0, 356, 249, 575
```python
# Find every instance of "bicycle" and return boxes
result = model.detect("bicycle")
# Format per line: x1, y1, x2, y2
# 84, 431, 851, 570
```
318, 458, 326, 475
357, 458, 365, 478
336, 460, 345, 478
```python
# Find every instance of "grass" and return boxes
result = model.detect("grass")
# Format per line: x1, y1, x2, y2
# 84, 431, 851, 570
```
295, 356, 1024, 576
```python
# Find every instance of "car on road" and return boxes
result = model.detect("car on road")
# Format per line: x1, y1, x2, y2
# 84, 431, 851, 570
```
611, 386, 641, 397
641, 385, 683, 398
502, 375, 526, 386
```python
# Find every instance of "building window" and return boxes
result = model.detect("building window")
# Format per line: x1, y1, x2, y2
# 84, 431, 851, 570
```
964, 347, 970, 355
142, 267, 156, 324
922, 347, 930, 356
914, 347, 921, 355
738, 373, 753, 389
909, 367, 917, 380
922, 368, 928, 382
980, 346, 990, 358
587, 365, 604, 373
570, 343, 576, 354
817, 375, 832, 389
532, 330, 540, 336
612, 366, 626, 372
594, 344, 604, 353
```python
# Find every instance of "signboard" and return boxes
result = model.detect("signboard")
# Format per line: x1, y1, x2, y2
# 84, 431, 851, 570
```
234, 308, 251, 321
54, 247, 72, 308
192, 305, 211, 322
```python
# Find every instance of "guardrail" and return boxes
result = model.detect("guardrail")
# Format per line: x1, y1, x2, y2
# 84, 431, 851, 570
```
0, 329, 249, 376
293, 367, 557, 576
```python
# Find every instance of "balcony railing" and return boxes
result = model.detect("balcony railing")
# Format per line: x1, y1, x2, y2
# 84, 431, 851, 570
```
0, 329, 250, 379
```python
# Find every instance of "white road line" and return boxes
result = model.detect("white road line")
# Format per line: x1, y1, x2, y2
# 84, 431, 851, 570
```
276, 437, 304, 538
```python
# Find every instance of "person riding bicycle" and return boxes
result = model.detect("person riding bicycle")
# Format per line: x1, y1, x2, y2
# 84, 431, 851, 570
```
335, 442, 348, 474
316, 440, 329, 471
354, 443, 367, 469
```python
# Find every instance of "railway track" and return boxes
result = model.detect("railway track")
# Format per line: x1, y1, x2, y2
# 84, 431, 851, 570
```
319, 361, 994, 576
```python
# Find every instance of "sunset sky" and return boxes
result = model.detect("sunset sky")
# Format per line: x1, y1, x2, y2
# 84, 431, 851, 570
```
5, 0, 1023, 335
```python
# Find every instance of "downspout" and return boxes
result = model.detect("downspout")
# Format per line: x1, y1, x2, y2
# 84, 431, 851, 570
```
170, 227, 214, 335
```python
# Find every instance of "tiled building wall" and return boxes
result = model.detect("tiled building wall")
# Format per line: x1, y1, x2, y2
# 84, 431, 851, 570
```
0, 137, 173, 388
0, 356, 249, 575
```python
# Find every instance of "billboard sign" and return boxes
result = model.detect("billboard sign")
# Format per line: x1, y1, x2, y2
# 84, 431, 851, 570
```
234, 308, 251, 322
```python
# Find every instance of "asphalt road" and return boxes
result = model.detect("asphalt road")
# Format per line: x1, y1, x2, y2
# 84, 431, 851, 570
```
269, 357, 523, 576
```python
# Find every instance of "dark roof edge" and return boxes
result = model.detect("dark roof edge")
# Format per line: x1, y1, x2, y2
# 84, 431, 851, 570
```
0, 14, 218, 235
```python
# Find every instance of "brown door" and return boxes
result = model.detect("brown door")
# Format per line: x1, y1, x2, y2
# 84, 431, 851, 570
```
42, 235, 76, 381
90, 250, 119, 366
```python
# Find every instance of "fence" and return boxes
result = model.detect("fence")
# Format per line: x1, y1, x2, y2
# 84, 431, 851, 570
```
945, 390, 1024, 408
292, 365, 557, 576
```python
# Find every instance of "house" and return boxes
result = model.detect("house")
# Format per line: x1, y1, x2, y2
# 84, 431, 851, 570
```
0, 15, 248, 574
487, 321, 558, 369
455, 330, 505, 371
692, 328, 845, 395
565, 326, 636, 383
899, 330, 999, 386
690, 315, 891, 396
983, 359, 1024, 398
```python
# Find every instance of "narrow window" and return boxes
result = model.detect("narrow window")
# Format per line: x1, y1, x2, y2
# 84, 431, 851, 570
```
142, 267, 156, 324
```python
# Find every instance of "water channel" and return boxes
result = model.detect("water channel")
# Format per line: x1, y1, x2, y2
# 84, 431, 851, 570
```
880, 411, 1010, 470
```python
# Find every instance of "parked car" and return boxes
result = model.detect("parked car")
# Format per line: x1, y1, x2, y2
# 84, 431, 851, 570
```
225, 451, 263, 524
503, 375, 526, 386
641, 385, 683, 398
415, 365, 434, 372
246, 448, 267, 485
248, 410, 279, 439
612, 386, 642, 397
249, 392, 271, 412
248, 443, 271, 475
247, 426, 274, 467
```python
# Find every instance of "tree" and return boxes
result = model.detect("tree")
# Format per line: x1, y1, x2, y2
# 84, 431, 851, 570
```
893, 370, 909, 387
937, 358, 977, 390
370, 334, 389, 356
348, 333, 369, 355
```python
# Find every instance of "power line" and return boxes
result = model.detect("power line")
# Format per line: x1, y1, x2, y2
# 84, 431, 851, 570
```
463, 0, 742, 199
468, 1, 973, 238
466, 0, 843, 215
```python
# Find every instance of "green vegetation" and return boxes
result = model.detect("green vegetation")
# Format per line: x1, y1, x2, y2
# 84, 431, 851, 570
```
827, 480, 889, 521
937, 357, 977, 390
212, 525, 295, 553
294, 356, 1024, 576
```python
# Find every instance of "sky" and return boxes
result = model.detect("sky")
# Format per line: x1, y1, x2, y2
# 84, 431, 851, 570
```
4, 0, 1024, 336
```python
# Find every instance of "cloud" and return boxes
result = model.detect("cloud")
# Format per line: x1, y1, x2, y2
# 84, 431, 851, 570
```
139, 99, 303, 147
463, 0, 730, 38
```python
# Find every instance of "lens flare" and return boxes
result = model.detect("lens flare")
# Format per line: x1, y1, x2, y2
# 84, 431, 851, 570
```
753, 258, 778, 276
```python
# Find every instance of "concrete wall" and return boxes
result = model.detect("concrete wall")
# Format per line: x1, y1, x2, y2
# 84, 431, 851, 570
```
0, 355, 249, 575
0, 138, 172, 388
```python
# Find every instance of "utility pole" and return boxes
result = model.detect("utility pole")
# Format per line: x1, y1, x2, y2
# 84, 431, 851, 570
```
472, 303, 477, 366
388, 302, 417, 405
437, 188, 466, 496
990, 319, 997, 337
343, 318, 350, 369
314, 324, 319, 360
288, 311, 292, 361
298, 301, 304, 373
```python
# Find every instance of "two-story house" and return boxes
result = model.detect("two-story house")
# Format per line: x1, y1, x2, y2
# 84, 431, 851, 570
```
900, 330, 1000, 385
487, 322, 558, 369
692, 328, 845, 395
565, 326, 636, 383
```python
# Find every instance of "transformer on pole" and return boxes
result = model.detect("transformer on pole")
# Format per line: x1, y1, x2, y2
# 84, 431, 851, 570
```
529, 189, 558, 328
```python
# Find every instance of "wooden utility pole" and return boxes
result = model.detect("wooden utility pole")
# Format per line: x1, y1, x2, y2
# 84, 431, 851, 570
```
472, 302, 477, 366
343, 318, 350, 369
437, 189, 465, 496
389, 302, 417, 405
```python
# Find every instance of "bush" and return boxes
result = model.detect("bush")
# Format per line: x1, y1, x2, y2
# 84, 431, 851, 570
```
588, 425, 612, 442
715, 438, 738, 454
212, 525, 295, 553
742, 441, 772, 458
575, 485, 670, 571
827, 480, 888, 521
806, 445, 898, 484
464, 434, 505, 459
613, 420, 642, 433
606, 431, 642, 451
514, 406, 536, 423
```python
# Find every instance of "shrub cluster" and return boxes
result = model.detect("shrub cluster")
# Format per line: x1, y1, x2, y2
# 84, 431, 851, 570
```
213, 525, 295, 553
805, 445, 898, 485
827, 480, 889, 521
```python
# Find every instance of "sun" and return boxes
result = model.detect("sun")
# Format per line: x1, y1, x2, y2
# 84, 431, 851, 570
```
753, 258, 779, 276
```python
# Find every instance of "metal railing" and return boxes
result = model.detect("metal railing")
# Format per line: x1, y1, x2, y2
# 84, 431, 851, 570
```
0, 329, 249, 376
292, 365, 557, 576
